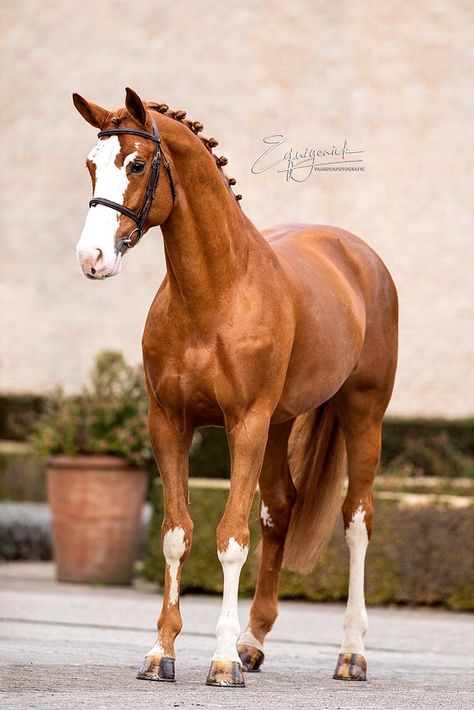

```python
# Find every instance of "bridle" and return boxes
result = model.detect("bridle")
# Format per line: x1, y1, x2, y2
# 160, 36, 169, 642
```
89, 120, 176, 255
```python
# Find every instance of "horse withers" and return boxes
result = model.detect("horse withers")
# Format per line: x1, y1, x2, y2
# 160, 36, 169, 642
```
74, 87, 398, 687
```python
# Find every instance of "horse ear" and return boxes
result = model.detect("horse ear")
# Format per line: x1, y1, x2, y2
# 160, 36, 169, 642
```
72, 93, 109, 128
125, 87, 147, 125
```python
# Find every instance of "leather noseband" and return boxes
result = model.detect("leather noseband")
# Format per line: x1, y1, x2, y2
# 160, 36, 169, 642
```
89, 121, 176, 255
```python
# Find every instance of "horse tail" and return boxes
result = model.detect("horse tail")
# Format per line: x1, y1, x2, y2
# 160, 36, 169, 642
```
283, 402, 347, 574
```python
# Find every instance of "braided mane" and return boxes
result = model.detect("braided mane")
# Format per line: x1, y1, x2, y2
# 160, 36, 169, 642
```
147, 102, 242, 203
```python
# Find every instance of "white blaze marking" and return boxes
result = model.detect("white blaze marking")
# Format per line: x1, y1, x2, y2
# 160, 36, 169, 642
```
163, 527, 186, 606
238, 626, 264, 653
76, 135, 137, 272
340, 504, 369, 654
212, 537, 249, 662
260, 500, 274, 527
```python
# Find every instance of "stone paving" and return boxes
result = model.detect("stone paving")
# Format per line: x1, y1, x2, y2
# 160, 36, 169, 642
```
0, 562, 473, 709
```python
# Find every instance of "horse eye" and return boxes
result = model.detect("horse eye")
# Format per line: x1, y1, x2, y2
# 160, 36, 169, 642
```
130, 161, 145, 174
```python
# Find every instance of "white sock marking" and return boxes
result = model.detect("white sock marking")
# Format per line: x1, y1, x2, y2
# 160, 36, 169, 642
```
145, 639, 166, 658
238, 626, 264, 653
212, 537, 249, 662
340, 504, 369, 654
163, 527, 186, 606
145, 526, 186, 659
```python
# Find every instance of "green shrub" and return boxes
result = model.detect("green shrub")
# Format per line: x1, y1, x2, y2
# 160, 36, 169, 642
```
382, 418, 474, 470
385, 432, 474, 478
187, 419, 474, 479
2, 369, 473, 479
0, 394, 46, 441
31, 352, 152, 469
0, 443, 46, 501
187, 422, 474, 480
189, 428, 230, 478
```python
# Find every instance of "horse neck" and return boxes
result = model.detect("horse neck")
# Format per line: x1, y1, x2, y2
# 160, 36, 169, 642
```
160, 136, 258, 315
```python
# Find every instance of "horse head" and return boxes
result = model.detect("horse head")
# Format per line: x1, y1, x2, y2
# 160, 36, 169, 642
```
73, 88, 175, 279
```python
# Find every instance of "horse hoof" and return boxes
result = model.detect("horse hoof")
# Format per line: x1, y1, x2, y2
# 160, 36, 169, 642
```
333, 652, 367, 681
136, 655, 175, 682
205, 660, 245, 687
237, 643, 264, 672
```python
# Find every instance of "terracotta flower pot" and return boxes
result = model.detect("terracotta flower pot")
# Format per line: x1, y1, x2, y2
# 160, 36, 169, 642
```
47, 455, 148, 584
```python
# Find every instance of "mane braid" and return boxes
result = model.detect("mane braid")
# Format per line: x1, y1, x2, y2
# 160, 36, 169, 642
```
148, 102, 242, 202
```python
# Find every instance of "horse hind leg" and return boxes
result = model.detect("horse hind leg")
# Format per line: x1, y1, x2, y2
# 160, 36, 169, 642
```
332, 384, 388, 682
237, 420, 296, 672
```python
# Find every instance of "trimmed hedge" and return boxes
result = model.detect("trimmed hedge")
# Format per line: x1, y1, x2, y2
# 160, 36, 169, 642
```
0, 394, 46, 441
382, 417, 474, 462
144, 480, 474, 611
189, 418, 474, 479
0, 443, 46, 501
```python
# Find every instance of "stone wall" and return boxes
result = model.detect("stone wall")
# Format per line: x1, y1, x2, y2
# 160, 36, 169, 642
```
1, 0, 472, 416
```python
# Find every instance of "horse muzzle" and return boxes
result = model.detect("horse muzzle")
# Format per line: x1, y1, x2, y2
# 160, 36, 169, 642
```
77, 248, 122, 280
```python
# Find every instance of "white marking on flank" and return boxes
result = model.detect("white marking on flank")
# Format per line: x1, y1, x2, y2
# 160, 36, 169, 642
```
260, 500, 274, 527
163, 527, 186, 606
212, 537, 249, 662
340, 504, 369, 654
76, 136, 137, 276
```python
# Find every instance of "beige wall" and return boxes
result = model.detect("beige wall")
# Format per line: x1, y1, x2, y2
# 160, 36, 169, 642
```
1, 0, 473, 417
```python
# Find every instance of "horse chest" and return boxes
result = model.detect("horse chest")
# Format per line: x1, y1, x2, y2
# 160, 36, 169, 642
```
145, 343, 224, 426
144, 325, 284, 427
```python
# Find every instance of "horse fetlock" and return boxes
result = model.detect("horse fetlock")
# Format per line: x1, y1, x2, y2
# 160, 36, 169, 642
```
215, 618, 240, 641
238, 626, 264, 653
251, 606, 278, 636
213, 623, 241, 664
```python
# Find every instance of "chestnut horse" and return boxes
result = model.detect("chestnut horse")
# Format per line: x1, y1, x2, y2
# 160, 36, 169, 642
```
73, 88, 398, 687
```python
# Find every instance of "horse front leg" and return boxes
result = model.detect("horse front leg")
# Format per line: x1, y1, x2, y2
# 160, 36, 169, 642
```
136, 398, 193, 683
205, 411, 270, 688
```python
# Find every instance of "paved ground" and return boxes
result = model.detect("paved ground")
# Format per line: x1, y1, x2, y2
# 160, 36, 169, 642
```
0, 563, 473, 709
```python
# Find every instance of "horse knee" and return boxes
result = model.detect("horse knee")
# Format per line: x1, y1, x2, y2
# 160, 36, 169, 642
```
252, 603, 278, 636
216, 518, 250, 551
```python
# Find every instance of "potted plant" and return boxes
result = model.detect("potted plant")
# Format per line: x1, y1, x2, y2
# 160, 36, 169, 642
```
32, 352, 151, 584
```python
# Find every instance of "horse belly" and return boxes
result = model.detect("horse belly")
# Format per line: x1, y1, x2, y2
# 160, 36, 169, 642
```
273, 346, 359, 422
272, 280, 365, 421
266, 229, 368, 421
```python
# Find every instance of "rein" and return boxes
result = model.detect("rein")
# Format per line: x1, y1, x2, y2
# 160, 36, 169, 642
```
89, 121, 176, 255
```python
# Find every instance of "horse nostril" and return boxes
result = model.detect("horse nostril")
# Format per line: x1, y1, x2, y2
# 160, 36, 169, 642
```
91, 267, 96, 275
